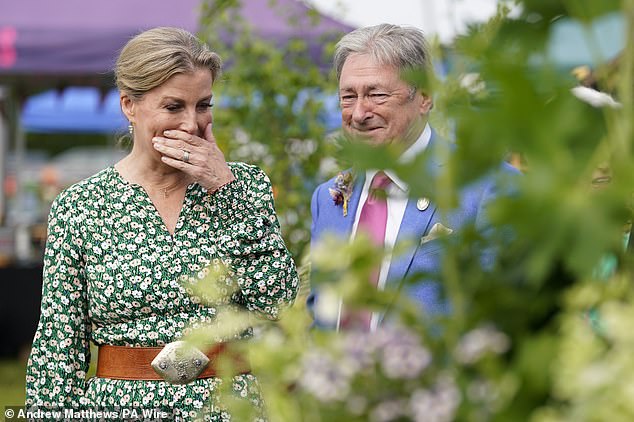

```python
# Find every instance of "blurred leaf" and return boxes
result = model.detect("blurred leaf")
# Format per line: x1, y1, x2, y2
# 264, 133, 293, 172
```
193, 1, 634, 421
199, 0, 342, 261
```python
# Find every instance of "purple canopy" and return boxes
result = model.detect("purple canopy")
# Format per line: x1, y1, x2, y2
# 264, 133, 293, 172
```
0, 0, 353, 90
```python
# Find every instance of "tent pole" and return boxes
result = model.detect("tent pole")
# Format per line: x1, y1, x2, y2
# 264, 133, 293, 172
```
13, 97, 32, 264
0, 86, 8, 228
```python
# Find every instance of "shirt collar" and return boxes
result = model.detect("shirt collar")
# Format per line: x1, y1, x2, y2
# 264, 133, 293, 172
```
400, 123, 432, 163
364, 123, 431, 193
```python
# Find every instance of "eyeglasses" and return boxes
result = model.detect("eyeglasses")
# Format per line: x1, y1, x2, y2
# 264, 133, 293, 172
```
339, 87, 416, 108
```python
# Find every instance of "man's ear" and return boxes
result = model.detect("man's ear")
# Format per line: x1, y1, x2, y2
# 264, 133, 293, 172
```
419, 94, 433, 114
120, 94, 135, 122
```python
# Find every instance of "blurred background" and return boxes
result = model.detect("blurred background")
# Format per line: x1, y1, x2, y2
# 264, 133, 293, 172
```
0, 0, 624, 411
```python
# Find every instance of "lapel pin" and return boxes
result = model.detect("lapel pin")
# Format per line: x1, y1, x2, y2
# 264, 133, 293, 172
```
416, 197, 430, 211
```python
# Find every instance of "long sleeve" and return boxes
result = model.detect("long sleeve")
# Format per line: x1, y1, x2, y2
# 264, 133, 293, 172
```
210, 162, 299, 319
25, 190, 91, 409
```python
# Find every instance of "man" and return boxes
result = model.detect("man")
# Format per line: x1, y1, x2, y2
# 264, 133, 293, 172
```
308, 24, 518, 330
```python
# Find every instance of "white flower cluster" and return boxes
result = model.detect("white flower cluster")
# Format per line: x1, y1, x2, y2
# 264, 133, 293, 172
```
285, 138, 317, 160
370, 325, 432, 380
460, 72, 486, 94
229, 128, 275, 167
299, 324, 442, 419
409, 375, 461, 422
298, 350, 355, 402
454, 324, 510, 365
366, 375, 461, 422
571, 86, 621, 109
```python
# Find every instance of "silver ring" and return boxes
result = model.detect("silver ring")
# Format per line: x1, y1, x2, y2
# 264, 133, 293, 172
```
182, 150, 190, 163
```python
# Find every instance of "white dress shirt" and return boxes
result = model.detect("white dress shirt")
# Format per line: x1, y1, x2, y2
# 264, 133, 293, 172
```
336, 124, 432, 331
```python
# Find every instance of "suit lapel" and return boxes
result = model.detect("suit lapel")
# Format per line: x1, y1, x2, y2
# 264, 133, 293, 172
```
385, 130, 446, 285
386, 200, 436, 284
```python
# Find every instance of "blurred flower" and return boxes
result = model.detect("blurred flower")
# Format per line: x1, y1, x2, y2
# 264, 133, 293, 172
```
299, 350, 353, 402
347, 324, 432, 379
467, 379, 494, 403
571, 86, 621, 109
370, 398, 409, 422
571, 65, 593, 85
229, 128, 274, 167
370, 325, 432, 378
285, 138, 317, 160
299, 324, 434, 407
455, 324, 510, 365
319, 156, 339, 177
380, 342, 431, 380
467, 378, 502, 413
410, 376, 461, 422
460, 72, 486, 94
371, 324, 420, 349
313, 288, 341, 327
346, 395, 369, 416
341, 331, 377, 372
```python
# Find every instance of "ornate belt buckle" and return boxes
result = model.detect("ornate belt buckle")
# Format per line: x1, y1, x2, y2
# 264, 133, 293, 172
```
151, 341, 210, 384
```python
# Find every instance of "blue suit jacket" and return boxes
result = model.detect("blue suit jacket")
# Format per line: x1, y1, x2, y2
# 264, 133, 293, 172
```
308, 131, 519, 327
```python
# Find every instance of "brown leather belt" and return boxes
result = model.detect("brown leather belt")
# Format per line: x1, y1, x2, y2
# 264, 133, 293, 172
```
96, 343, 250, 381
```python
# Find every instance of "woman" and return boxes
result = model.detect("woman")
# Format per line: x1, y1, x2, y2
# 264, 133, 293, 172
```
25, 27, 299, 420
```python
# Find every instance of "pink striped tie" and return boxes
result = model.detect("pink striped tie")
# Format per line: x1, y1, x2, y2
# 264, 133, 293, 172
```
341, 171, 391, 330
358, 171, 391, 260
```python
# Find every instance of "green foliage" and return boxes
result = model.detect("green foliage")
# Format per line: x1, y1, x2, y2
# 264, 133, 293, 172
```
191, 0, 634, 420
198, 0, 342, 261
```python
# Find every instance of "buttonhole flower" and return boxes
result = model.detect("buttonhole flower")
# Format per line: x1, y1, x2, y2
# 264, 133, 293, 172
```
329, 171, 354, 217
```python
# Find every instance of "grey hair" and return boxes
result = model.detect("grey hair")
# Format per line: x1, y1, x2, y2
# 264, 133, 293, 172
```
115, 27, 222, 100
333, 23, 431, 83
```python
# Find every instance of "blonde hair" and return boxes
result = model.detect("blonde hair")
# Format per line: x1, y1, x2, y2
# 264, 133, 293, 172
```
115, 27, 222, 100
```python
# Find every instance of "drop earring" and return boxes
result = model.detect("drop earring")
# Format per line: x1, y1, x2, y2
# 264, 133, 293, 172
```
128, 123, 134, 135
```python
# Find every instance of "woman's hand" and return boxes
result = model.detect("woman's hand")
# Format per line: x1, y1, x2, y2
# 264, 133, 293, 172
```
152, 123, 235, 193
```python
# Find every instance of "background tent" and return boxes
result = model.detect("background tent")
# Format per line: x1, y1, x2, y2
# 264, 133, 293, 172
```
0, 0, 353, 233
0, 0, 353, 92
20, 86, 343, 134
21, 88, 127, 134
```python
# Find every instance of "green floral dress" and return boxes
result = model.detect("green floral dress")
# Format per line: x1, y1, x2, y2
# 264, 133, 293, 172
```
25, 162, 299, 420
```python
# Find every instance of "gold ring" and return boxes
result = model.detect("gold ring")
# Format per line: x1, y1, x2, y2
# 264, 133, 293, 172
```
182, 150, 190, 163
